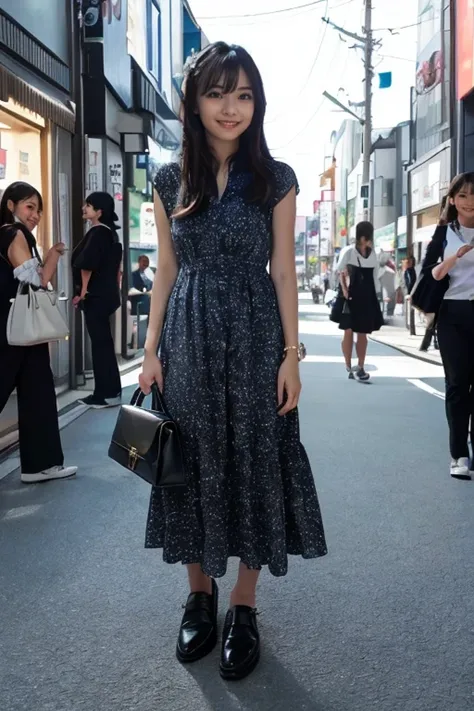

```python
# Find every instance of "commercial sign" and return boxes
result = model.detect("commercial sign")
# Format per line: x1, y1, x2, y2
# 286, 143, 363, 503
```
127, 0, 148, 73
397, 216, 407, 249
319, 201, 333, 258
411, 157, 441, 212
374, 222, 396, 252
456, 0, 474, 99
415, 0, 443, 153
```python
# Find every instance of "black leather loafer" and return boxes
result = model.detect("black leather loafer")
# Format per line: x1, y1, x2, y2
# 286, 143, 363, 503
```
219, 605, 260, 680
176, 578, 218, 663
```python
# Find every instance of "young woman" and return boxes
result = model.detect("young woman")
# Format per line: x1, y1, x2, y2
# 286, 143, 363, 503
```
0, 182, 77, 483
430, 173, 474, 479
335, 221, 383, 381
72, 192, 123, 409
139, 42, 327, 680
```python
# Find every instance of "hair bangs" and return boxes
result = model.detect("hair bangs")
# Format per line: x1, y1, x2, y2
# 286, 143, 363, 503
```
198, 50, 242, 96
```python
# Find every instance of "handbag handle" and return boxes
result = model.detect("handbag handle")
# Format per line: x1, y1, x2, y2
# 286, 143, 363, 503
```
131, 383, 170, 415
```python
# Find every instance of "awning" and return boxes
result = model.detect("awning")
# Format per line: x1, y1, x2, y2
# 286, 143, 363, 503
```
0, 64, 75, 133
131, 60, 178, 123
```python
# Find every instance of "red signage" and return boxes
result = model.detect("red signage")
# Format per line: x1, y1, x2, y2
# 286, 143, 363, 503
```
457, 0, 474, 99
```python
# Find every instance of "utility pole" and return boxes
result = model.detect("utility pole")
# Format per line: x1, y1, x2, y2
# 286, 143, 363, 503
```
362, 0, 373, 219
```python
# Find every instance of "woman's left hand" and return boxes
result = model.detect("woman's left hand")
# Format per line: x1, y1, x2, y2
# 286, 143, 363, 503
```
277, 354, 302, 416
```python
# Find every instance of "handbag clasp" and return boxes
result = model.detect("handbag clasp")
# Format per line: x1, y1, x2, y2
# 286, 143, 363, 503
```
128, 446, 139, 470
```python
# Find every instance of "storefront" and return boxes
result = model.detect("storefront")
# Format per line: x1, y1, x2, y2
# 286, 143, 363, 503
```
456, 0, 474, 171
374, 222, 396, 254
0, 3, 76, 447
396, 215, 408, 263
408, 143, 450, 264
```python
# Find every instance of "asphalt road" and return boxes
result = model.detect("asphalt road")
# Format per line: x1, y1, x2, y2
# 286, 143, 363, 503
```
1, 299, 473, 711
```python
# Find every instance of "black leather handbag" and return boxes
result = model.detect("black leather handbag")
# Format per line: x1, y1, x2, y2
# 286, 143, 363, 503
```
108, 385, 187, 488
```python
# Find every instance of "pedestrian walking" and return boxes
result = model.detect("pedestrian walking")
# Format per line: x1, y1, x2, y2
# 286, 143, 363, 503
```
72, 192, 123, 409
0, 182, 77, 483
139, 41, 327, 681
333, 221, 383, 381
430, 173, 474, 479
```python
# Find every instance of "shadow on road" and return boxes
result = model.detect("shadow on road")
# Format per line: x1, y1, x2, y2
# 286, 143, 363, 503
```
184, 649, 345, 711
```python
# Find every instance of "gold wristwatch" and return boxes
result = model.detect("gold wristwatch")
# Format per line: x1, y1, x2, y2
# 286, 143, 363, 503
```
283, 343, 306, 362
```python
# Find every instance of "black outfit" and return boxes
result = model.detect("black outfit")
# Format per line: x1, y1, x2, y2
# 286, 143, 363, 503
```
72, 225, 122, 400
145, 161, 327, 578
0, 224, 63, 473
437, 301, 474, 459
403, 267, 417, 294
336, 249, 383, 334
423, 224, 471, 459
130, 269, 153, 316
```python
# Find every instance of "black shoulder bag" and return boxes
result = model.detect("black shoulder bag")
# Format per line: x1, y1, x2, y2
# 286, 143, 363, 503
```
108, 385, 187, 488
410, 225, 449, 315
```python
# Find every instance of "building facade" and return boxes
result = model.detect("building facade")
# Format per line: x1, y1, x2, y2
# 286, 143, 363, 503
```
408, 0, 453, 265
80, 0, 206, 370
456, 0, 474, 171
0, 1, 76, 446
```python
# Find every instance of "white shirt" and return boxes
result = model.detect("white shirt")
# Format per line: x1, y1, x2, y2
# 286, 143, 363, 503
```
443, 224, 474, 301
336, 245, 379, 292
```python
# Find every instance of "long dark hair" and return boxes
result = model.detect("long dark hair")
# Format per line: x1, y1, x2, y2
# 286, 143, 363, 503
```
0, 182, 43, 226
175, 41, 275, 218
86, 192, 120, 234
442, 172, 474, 223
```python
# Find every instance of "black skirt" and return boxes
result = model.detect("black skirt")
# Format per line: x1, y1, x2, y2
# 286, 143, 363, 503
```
338, 265, 383, 334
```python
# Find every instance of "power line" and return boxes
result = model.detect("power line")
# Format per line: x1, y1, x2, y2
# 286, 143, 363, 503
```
271, 11, 356, 149
272, 97, 327, 151
266, 0, 329, 124
196, 0, 327, 21
373, 21, 422, 33
378, 53, 416, 63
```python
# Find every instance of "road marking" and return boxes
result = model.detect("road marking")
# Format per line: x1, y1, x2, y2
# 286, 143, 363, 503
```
407, 378, 445, 400
302, 355, 442, 379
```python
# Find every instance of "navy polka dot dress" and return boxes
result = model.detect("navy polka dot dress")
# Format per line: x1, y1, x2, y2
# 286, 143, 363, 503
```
145, 160, 327, 577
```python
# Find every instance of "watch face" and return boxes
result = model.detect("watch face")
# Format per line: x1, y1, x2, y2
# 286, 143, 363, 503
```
298, 343, 307, 361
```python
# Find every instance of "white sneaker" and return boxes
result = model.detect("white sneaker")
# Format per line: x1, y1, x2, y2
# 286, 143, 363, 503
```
21, 465, 78, 484
450, 458, 471, 479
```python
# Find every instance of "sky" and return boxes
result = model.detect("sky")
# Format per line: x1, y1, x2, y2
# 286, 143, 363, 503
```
189, 0, 419, 215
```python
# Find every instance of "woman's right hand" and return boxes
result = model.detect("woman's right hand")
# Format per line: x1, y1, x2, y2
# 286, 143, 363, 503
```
457, 245, 474, 259
47, 242, 66, 258
139, 354, 163, 394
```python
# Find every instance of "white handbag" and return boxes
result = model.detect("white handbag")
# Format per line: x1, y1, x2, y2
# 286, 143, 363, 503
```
7, 282, 70, 346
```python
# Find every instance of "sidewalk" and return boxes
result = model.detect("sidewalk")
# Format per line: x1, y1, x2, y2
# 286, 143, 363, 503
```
370, 322, 442, 366
0, 354, 144, 481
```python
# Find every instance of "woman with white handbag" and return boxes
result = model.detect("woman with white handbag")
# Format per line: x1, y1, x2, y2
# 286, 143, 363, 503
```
0, 182, 77, 484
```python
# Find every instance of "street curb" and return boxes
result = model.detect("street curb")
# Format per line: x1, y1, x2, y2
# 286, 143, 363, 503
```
368, 335, 443, 367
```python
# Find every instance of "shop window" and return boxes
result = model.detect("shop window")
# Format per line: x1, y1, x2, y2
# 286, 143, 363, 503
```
147, 0, 161, 89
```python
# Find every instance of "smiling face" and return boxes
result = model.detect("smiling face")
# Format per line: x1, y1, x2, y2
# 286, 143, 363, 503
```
451, 182, 474, 225
7, 194, 42, 232
82, 202, 102, 222
196, 68, 255, 146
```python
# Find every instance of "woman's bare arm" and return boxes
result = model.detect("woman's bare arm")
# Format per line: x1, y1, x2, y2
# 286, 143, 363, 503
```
269, 187, 299, 350
339, 269, 350, 298
144, 191, 179, 356
7, 231, 60, 287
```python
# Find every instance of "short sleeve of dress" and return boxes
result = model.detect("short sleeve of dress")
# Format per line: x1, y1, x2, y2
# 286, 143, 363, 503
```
336, 246, 352, 272
153, 162, 181, 219
272, 161, 300, 207
74, 227, 113, 271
